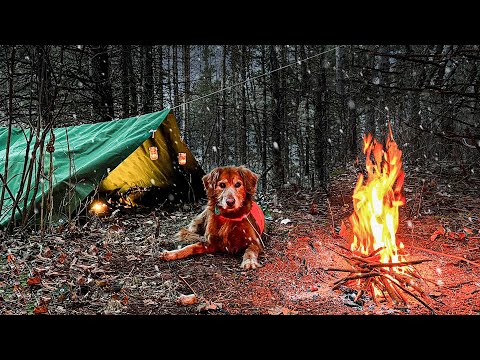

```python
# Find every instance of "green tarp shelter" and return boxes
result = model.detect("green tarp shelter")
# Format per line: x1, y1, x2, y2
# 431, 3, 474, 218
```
0, 109, 205, 229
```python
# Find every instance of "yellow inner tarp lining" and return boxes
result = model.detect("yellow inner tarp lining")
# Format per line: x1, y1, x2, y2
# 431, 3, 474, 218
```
99, 113, 199, 193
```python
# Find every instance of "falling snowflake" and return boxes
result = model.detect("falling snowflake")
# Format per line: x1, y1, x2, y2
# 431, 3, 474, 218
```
150, 179, 156, 185
348, 99, 355, 109
212, 146, 217, 152
168, 194, 175, 201
339, 129, 344, 134
273, 142, 279, 150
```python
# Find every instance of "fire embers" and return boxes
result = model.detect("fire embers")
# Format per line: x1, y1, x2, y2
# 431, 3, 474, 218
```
329, 124, 434, 313
327, 244, 434, 313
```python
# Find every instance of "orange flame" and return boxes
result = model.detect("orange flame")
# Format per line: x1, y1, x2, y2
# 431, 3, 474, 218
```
349, 123, 407, 271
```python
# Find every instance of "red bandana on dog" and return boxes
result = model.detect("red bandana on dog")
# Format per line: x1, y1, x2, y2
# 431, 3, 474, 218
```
215, 201, 265, 234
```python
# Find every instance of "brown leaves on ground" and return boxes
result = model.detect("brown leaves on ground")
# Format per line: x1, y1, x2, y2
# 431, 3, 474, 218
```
1, 160, 480, 315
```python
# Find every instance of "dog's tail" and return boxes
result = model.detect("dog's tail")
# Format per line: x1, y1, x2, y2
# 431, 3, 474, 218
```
175, 228, 207, 244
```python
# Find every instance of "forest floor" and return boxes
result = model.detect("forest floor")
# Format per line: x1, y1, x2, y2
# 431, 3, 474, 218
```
1, 160, 480, 316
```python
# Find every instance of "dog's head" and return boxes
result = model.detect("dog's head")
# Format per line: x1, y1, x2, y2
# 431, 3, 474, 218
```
203, 166, 258, 212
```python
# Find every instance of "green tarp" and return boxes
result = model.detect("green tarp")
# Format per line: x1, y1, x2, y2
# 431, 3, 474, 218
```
0, 109, 204, 228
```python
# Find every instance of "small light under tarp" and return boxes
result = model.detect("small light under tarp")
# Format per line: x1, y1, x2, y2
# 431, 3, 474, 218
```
90, 200, 108, 215
178, 152, 186, 165
149, 146, 158, 160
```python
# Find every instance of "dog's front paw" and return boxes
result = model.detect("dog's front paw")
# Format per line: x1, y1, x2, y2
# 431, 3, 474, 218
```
240, 257, 262, 270
159, 250, 177, 261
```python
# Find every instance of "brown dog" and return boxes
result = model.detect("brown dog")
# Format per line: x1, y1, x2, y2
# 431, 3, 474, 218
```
159, 166, 265, 269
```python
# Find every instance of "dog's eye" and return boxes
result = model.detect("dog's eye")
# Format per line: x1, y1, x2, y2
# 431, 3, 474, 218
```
235, 182, 242, 188
219, 183, 226, 188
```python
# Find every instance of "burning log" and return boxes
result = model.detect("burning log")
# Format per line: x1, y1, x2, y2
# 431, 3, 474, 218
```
328, 123, 435, 314
327, 249, 434, 313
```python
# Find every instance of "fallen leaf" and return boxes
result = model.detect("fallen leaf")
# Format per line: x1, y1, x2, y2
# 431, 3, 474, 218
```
103, 251, 112, 262
143, 299, 156, 306
464, 228, 474, 235
120, 295, 129, 306
429, 291, 443, 298
88, 245, 98, 256
57, 253, 67, 264
39, 296, 51, 305
430, 225, 445, 241
309, 203, 318, 215
76, 276, 86, 285
126, 254, 141, 261
176, 293, 197, 305
43, 247, 53, 258
197, 300, 222, 312
267, 306, 298, 315
27, 276, 41, 286
109, 224, 121, 232
280, 218, 292, 225
95, 279, 108, 287
33, 267, 48, 275
34, 305, 48, 314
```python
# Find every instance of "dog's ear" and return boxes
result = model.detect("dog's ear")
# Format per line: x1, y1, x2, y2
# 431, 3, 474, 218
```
239, 166, 258, 196
203, 167, 222, 197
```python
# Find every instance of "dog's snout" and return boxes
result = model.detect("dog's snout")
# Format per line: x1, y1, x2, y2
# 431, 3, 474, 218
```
226, 198, 235, 207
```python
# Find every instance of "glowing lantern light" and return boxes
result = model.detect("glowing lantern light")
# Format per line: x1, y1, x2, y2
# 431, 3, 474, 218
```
178, 152, 187, 165
149, 146, 158, 160
90, 201, 108, 215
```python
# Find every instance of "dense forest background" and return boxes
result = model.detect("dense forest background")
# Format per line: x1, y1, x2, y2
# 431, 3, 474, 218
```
1, 44, 479, 195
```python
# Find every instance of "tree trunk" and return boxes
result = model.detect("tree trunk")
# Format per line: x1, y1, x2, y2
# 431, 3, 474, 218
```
142, 45, 154, 114
183, 45, 190, 143
314, 46, 329, 189
336, 45, 347, 162
261, 45, 268, 191
221, 45, 228, 164
347, 46, 357, 160
0, 46, 16, 220
91, 45, 114, 121
280, 45, 289, 180
126, 45, 137, 116
156, 45, 164, 109
270, 45, 285, 189
172, 45, 180, 110
240, 45, 247, 165
121, 45, 130, 117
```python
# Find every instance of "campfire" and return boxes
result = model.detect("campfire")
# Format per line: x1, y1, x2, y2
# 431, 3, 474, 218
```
328, 124, 434, 313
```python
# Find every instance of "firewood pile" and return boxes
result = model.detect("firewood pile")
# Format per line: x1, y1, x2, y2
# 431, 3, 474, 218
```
325, 244, 436, 314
